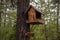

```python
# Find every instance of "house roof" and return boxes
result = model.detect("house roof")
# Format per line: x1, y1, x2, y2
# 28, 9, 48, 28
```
24, 5, 44, 15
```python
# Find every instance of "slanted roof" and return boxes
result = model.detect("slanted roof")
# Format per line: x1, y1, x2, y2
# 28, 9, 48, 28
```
24, 5, 44, 15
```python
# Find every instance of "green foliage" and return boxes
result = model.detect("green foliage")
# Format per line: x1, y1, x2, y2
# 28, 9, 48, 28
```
30, 25, 46, 40
0, 11, 16, 40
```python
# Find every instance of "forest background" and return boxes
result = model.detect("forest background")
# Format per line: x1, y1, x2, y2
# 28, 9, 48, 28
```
0, 0, 60, 40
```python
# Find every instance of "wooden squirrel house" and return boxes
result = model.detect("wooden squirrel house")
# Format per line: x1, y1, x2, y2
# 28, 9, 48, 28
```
25, 5, 44, 24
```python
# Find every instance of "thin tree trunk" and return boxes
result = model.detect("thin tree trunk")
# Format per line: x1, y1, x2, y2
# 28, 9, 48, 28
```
16, 0, 30, 40
57, 0, 59, 40
44, 1, 48, 40
0, 13, 1, 27
0, 0, 2, 27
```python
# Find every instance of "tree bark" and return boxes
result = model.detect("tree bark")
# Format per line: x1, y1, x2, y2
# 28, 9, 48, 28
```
16, 0, 30, 40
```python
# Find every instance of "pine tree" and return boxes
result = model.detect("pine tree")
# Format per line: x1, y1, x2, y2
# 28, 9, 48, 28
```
16, 0, 30, 40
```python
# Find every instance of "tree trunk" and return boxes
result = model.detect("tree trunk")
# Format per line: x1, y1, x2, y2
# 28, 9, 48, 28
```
57, 0, 60, 40
16, 0, 30, 40
0, 0, 3, 27
0, 13, 1, 27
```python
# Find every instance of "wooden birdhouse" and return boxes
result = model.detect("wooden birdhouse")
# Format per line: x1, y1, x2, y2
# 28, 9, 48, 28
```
25, 5, 44, 24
